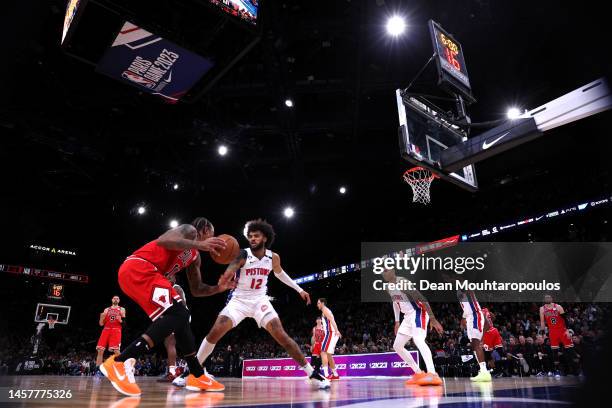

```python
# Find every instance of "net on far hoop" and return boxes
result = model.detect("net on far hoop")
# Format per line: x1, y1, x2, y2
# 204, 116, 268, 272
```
47, 318, 56, 330
403, 167, 437, 204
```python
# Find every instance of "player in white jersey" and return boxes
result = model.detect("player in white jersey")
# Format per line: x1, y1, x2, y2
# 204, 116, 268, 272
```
316, 298, 342, 380
458, 289, 491, 382
176, 219, 330, 389
382, 266, 443, 386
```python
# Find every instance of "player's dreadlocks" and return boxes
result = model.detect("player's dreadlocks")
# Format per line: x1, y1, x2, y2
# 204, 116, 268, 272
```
191, 217, 213, 234
245, 219, 276, 248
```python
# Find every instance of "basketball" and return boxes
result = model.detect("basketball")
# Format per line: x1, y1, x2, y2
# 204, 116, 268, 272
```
210, 234, 240, 264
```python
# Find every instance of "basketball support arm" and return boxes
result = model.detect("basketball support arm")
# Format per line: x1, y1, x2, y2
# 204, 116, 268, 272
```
440, 78, 612, 172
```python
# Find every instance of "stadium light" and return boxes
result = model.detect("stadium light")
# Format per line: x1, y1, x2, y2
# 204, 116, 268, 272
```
170, 220, 179, 228
218, 145, 228, 156
173, 183, 179, 190
339, 186, 347, 194
137, 206, 146, 215
386, 15, 406, 37
506, 107, 522, 120
285, 99, 294, 108
283, 207, 295, 218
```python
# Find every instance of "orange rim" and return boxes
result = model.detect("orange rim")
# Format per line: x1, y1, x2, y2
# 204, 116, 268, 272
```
403, 167, 438, 181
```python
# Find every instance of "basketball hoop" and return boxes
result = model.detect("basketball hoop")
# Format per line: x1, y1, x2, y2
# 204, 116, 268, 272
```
47, 318, 56, 330
403, 167, 437, 204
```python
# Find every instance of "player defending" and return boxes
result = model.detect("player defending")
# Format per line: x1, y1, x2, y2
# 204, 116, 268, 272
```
317, 298, 341, 380
458, 289, 491, 382
310, 317, 325, 375
186, 219, 330, 389
100, 217, 234, 396
540, 294, 576, 377
96, 296, 125, 368
382, 267, 443, 386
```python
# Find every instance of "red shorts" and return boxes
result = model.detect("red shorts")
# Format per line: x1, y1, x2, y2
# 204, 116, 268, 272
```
118, 257, 181, 321
97, 328, 122, 351
549, 329, 573, 348
482, 327, 503, 351
312, 342, 322, 356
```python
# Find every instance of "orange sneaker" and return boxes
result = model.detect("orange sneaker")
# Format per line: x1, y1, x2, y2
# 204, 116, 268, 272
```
185, 373, 225, 392
405, 372, 427, 385
416, 372, 443, 386
100, 356, 141, 397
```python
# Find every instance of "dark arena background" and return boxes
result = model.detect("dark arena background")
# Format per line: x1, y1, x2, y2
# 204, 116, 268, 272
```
1, 0, 611, 407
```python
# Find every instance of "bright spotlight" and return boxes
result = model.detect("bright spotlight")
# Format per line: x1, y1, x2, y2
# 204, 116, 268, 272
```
283, 207, 295, 218
285, 99, 294, 108
218, 145, 228, 156
170, 220, 179, 228
339, 186, 347, 194
386, 15, 406, 36
506, 107, 522, 120
137, 206, 146, 215
173, 183, 179, 190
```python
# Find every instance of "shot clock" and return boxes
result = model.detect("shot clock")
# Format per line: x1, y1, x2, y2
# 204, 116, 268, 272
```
48, 283, 65, 300
429, 20, 476, 104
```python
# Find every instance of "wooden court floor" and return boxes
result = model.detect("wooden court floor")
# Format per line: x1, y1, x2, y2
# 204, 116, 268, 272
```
0, 375, 582, 407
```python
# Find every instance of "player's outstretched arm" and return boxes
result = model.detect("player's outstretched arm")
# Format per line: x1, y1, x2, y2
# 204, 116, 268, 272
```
272, 253, 310, 304
157, 224, 226, 255
186, 254, 234, 297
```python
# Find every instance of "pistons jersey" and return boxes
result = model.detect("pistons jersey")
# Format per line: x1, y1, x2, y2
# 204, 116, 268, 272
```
231, 248, 273, 299
388, 278, 428, 328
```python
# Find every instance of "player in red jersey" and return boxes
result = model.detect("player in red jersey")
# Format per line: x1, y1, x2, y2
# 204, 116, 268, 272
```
310, 317, 325, 375
481, 308, 504, 377
96, 296, 125, 367
100, 217, 235, 397
540, 294, 576, 377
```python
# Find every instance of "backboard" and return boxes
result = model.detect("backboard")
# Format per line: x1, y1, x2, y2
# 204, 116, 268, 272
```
34, 303, 71, 325
396, 89, 478, 192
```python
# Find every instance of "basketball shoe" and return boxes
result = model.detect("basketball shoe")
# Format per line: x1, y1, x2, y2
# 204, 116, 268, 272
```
100, 356, 141, 397
185, 373, 225, 392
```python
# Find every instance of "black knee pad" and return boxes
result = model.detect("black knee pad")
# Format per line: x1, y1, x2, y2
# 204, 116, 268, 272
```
145, 303, 190, 345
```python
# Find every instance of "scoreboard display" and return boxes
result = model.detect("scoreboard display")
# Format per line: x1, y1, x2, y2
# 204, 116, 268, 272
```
48, 283, 65, 300
428, 20, 475, 103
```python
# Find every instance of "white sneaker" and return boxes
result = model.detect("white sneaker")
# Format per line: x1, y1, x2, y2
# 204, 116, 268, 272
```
172, 375, 186, 387
310, 372, 331, 389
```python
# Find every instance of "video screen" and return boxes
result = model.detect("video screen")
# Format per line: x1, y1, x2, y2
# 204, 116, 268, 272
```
208, 0, 258, 25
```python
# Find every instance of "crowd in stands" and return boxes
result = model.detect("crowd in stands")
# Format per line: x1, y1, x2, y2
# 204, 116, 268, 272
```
1, 295, 605, 378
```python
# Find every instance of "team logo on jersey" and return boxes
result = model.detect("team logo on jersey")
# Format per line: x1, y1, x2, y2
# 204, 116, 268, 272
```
152, 287, 172, 309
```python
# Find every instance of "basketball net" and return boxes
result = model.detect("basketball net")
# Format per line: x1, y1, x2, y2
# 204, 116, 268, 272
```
403, 167, 437, 205
47, 318, 56, 330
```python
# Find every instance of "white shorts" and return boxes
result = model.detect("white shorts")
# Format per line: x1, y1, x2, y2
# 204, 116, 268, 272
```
322, 331, 340, 354
219, 295, 278, 328
398, 312, 429, 339
464, 311, 484, 340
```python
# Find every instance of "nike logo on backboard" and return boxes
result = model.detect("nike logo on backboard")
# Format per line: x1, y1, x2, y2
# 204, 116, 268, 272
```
113, 366, 126, 381
482, 131, 510, 150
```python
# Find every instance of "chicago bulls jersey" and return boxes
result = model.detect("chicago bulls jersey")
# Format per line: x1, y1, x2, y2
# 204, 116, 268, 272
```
231, 248, 273, 299
130, 240, 198, 278
314, 327, 325, 343
104, 306, 122, 329
482, 308, 494, 328
543, 304, 566, 331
